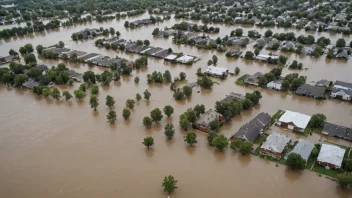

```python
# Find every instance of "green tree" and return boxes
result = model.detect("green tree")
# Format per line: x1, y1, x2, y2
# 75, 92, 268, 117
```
244, 51, 254, 59
107, 110, 117, 124
134, 77, 140, 84
212, 55, 218, 65
90, 84, 99, 95
193, 104, 205, 117
239, 141, 253, 155
179, 72, 186, 80
162, 175, 178, 194
125, 99, 136, 109
136, 93, 142, 101
344, 159, 352, 172
179, 114, 191, 130
164, 123, 175, 139
24, 53, 37, 64
209, 119, 222, 132
79, 83, 87, 92
336, 38, 346, 48
144, 89, 151, 100
105, 95, 115, 109
265, 30, 273, 37
36, 45, 44, 54
13, 74, 27, 87
42, 87, 51, 98
336, 172, 352, 188
163, 70, 172, 82
183, 86, 192, 97
207, 131, 218, 146
50, 88, 61, 100
235, 67, 240, 75
143, 136, 154, 149
309, 114, 326, 129
199, 75, 213, 89
211, 134, 228, 151
122, 108, 131, 120
150, 108, 163, 122
184, 132, 197, 147
286, 153, 306, 170
74, 89, 85, 100
144, 40, 150, 46
163, 105, 174, 117
143, 116, 153, 128
89, 95, 99, 111
62, 91, 73, 101
173, 89, 185, 100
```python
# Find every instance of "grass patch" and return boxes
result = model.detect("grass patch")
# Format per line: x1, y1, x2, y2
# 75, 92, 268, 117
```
268, 110, 284, 127
254, 133, 268, 144
302, 127, 312, 137
258, 154, 287, 165
313, 164, 339, 178
235, 75, 246, 85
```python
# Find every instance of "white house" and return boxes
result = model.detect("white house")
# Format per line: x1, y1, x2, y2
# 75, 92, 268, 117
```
255, 54, 279, 61
205, 66, 229, 77
317, 144, 345, 169
330, 81, 352, 101
277, 110, 311, 132
176, 55, 194, 64
267, 80, 283, 90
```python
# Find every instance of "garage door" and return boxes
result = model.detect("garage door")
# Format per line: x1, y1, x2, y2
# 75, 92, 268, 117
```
288, 125, 294, 130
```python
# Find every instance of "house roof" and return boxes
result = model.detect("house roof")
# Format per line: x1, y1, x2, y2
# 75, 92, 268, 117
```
234, 112, 272, 142
334, 80, 352, 90
165, 54, 177, 60
290, 139, 314, 161
176, 55, 194, 63
295, 84, 326, 98
279, 110, 311, 129
315, 79, 330, 87
323, 122, 352, 141
261, 133, 291, 153
22, 79, 39, 89
219, 92, 245, 103
255, 54, 279, 61
317, 144, 345, 167
194, 109, 223, 129
205, 66, 228, 76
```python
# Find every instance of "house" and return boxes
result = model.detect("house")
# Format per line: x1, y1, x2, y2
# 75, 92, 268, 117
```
219, 92, 245, 103
330, 80, 352, 101
267, 80, 283, 90
266, 38, 280, 49
336, 51, 350, 60
0, 55, 20, 64
22, 79, 39, 89
243, 72, 263, 86
164, 54, 177, 61
322, 122, 352, 141
260, 133, 291, 158
277, 110, 311, 132
67, 70, 83, 82
204, 66, 229, 77
226, 37, 248, 46
315, 79, 330, 87
232, 112, 272, 142
289, 139, 314, 162
226, 49, 243, 57
281, 41, 296, 49
295, 84, 326, 99
254, 38, 268, 48
176, 55, 195, 64
152, 49, 169, 58
194, 109, 225, 132
36, 64, 48, 72
255, 54, 279, 61
317, 144, 345, 169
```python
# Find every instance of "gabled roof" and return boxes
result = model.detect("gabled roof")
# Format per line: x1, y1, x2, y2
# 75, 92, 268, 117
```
290, 139, 314, 161
279, 110, 311, 129
317, 144, 345, 167
261, 133, 291, 153
194, 110, 223, 129
334, 80, 352, 89
234, 112, 272, 142
323, 122, 352, 141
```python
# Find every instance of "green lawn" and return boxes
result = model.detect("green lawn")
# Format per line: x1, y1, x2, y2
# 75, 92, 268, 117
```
268, 110, 284, 127
313, 164, 339, 178
235, 75, 246, 85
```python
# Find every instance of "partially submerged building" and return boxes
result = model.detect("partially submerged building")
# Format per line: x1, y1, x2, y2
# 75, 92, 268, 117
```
267, 80, 283, 90
219, 92, 245, 103
289, 139, 314, 162
330, 80, 352, 101
317, 144, 345, 169
194, 110, 225, 132
323, 122, 352, 141
295, 84, 326, 99
243, 72, 263, 86
232, 112, 272, 142
204, 66, 229, 77
277, 110, 311, 132
260, 133, 291, 158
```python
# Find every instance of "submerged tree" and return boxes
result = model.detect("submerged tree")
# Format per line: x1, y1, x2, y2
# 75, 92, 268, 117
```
162, 175, 178, 194
89, 95, 99, 111
62, 91, 72, 101
122, 108, 131, 120
163, 105, 174, 117
106, 95, 115, 109
143, 136, 154, 149
164, 123, 175, 140
286, 153, 306, 170
211, 134, 228, 151
184, 132, 197, 147
107, 110, 117, 124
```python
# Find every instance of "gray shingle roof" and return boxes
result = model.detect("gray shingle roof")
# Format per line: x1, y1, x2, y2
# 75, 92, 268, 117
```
323, 122, 352, 141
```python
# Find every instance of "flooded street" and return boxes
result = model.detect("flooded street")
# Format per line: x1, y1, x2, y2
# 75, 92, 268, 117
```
1, 13, 352, 197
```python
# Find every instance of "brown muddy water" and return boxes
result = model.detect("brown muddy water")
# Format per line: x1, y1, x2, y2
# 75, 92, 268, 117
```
1, 13, 352, 198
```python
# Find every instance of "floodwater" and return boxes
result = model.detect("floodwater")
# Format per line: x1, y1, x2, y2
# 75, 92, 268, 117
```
1, 13, 352, 198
